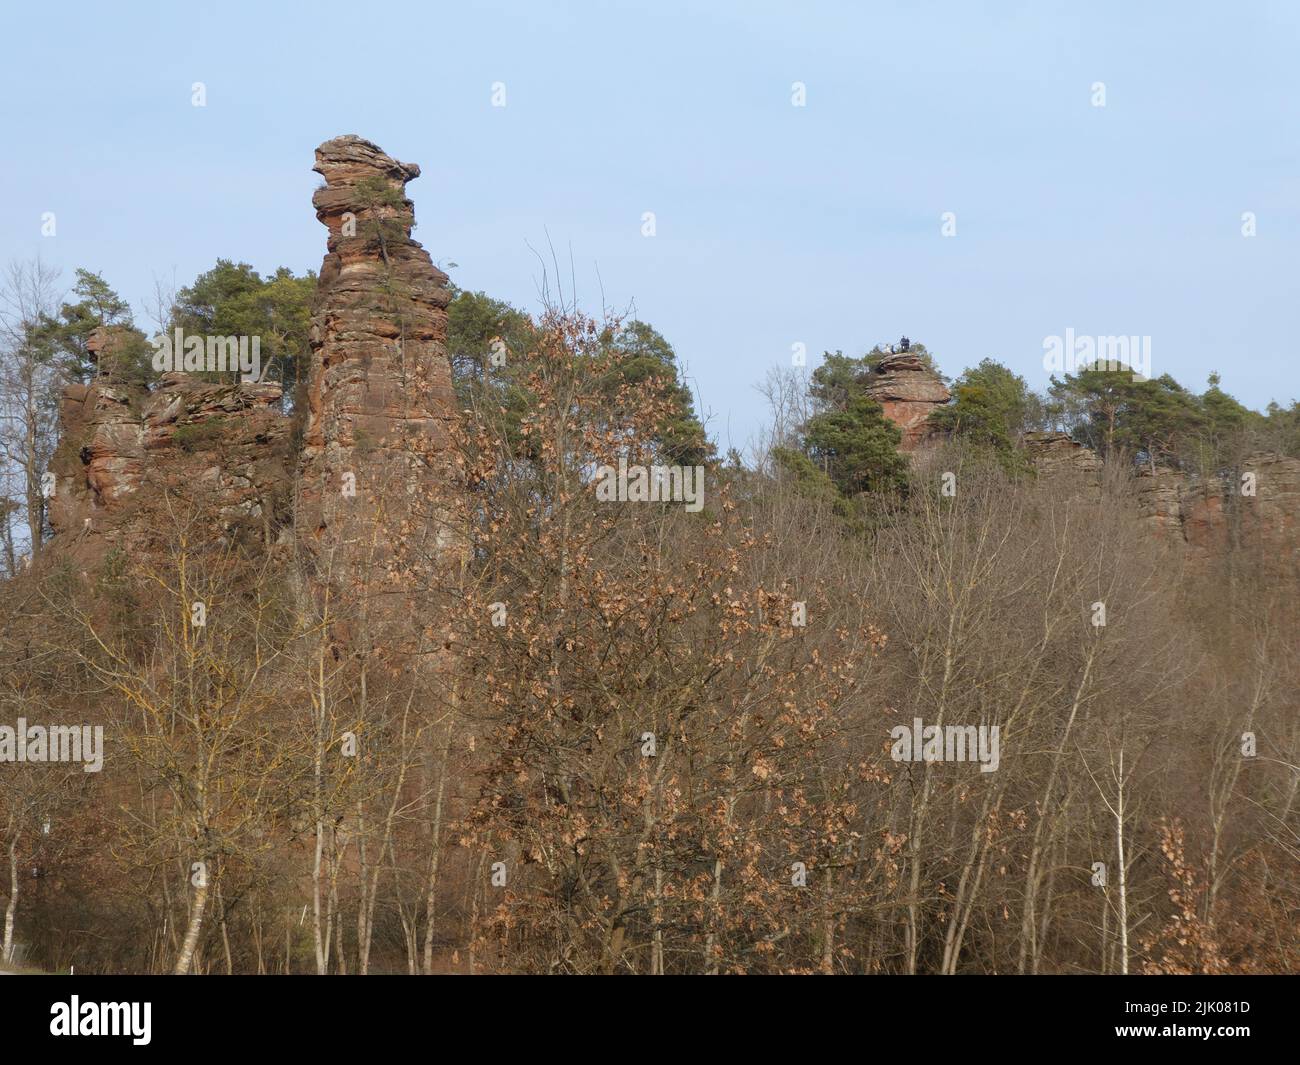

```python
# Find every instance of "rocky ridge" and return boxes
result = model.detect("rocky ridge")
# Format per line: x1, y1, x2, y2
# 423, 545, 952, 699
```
36, 138, 1298, 590
46, 327, 291, 569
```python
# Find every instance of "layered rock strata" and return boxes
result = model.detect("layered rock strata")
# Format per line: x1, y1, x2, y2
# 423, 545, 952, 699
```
1022, 431, 1104, 489
864, 352, 951, 450
296, 135, 462, 646
1135, 452, 1300, 572
1019, 429, 1299, 576
47, 327, 291, 569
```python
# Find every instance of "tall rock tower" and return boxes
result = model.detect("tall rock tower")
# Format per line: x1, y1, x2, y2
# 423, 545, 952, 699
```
297, 135, 462, 652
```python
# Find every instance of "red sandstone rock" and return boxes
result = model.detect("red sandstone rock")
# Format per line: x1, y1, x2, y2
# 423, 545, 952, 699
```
296, 135, 463, 644
37, 139, 1294, 600
1022, 431, 1104, 489
1161, 453, 1300, 574
1025, 431, 1300, 577
46, 327, 292, 568
864, 353, 950, 450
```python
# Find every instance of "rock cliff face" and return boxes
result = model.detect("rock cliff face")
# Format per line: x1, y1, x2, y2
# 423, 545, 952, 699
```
1135, 453, 1300, 573
863, 352, 951, 450
1018, 428, 1300, 576
1021, 431, 1103, 488
901, 396, 1299, 576
46, 327, 291, 569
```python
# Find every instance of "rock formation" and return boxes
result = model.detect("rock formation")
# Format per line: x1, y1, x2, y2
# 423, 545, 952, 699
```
1020, 428, 1300, 577
296, 135, 462, 646
41, 135, 465, 623
864, 352, 950, 450
36, 137, 1295, 599
47, 327, 291, 569
1021, 431, 1103, 488
1136, 452, 1300, 573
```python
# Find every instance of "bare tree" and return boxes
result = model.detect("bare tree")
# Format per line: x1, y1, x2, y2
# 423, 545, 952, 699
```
0, 258, 63, 562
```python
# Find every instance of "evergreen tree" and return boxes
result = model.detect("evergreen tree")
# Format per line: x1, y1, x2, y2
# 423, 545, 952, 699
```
803, 392, 908, 496
1191, 372, 1252, 471
928, 358, 1033, 459
39, 269, 151, 385
1117, 374, 1202, 472
787, 349, 911, 499
604, 320, 711, 465
173, 260, 315, 391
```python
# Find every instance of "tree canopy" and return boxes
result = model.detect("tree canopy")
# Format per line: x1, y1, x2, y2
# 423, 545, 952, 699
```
172, 260, 316, 391
775, 348, 910, 504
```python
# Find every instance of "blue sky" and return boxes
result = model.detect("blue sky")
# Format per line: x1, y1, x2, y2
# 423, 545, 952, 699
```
2, 1, 1297, 453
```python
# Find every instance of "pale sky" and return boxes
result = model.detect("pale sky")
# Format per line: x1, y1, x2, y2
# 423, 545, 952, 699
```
3, 0, 1297, 453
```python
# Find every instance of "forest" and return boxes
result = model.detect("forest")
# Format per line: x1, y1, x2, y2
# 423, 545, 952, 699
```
0, 238, 1297, 976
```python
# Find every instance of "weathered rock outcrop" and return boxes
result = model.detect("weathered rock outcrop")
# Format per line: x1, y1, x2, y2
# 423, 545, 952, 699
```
1021, 428, 1300, 577
39, 137, 1292, 600
42, 135, 464, 613
47, 327, 292, 569
296, 135, 462, 641
1136, 453, 1300, 572
1022, 431, 1103, 489
865, 352, 950, 450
